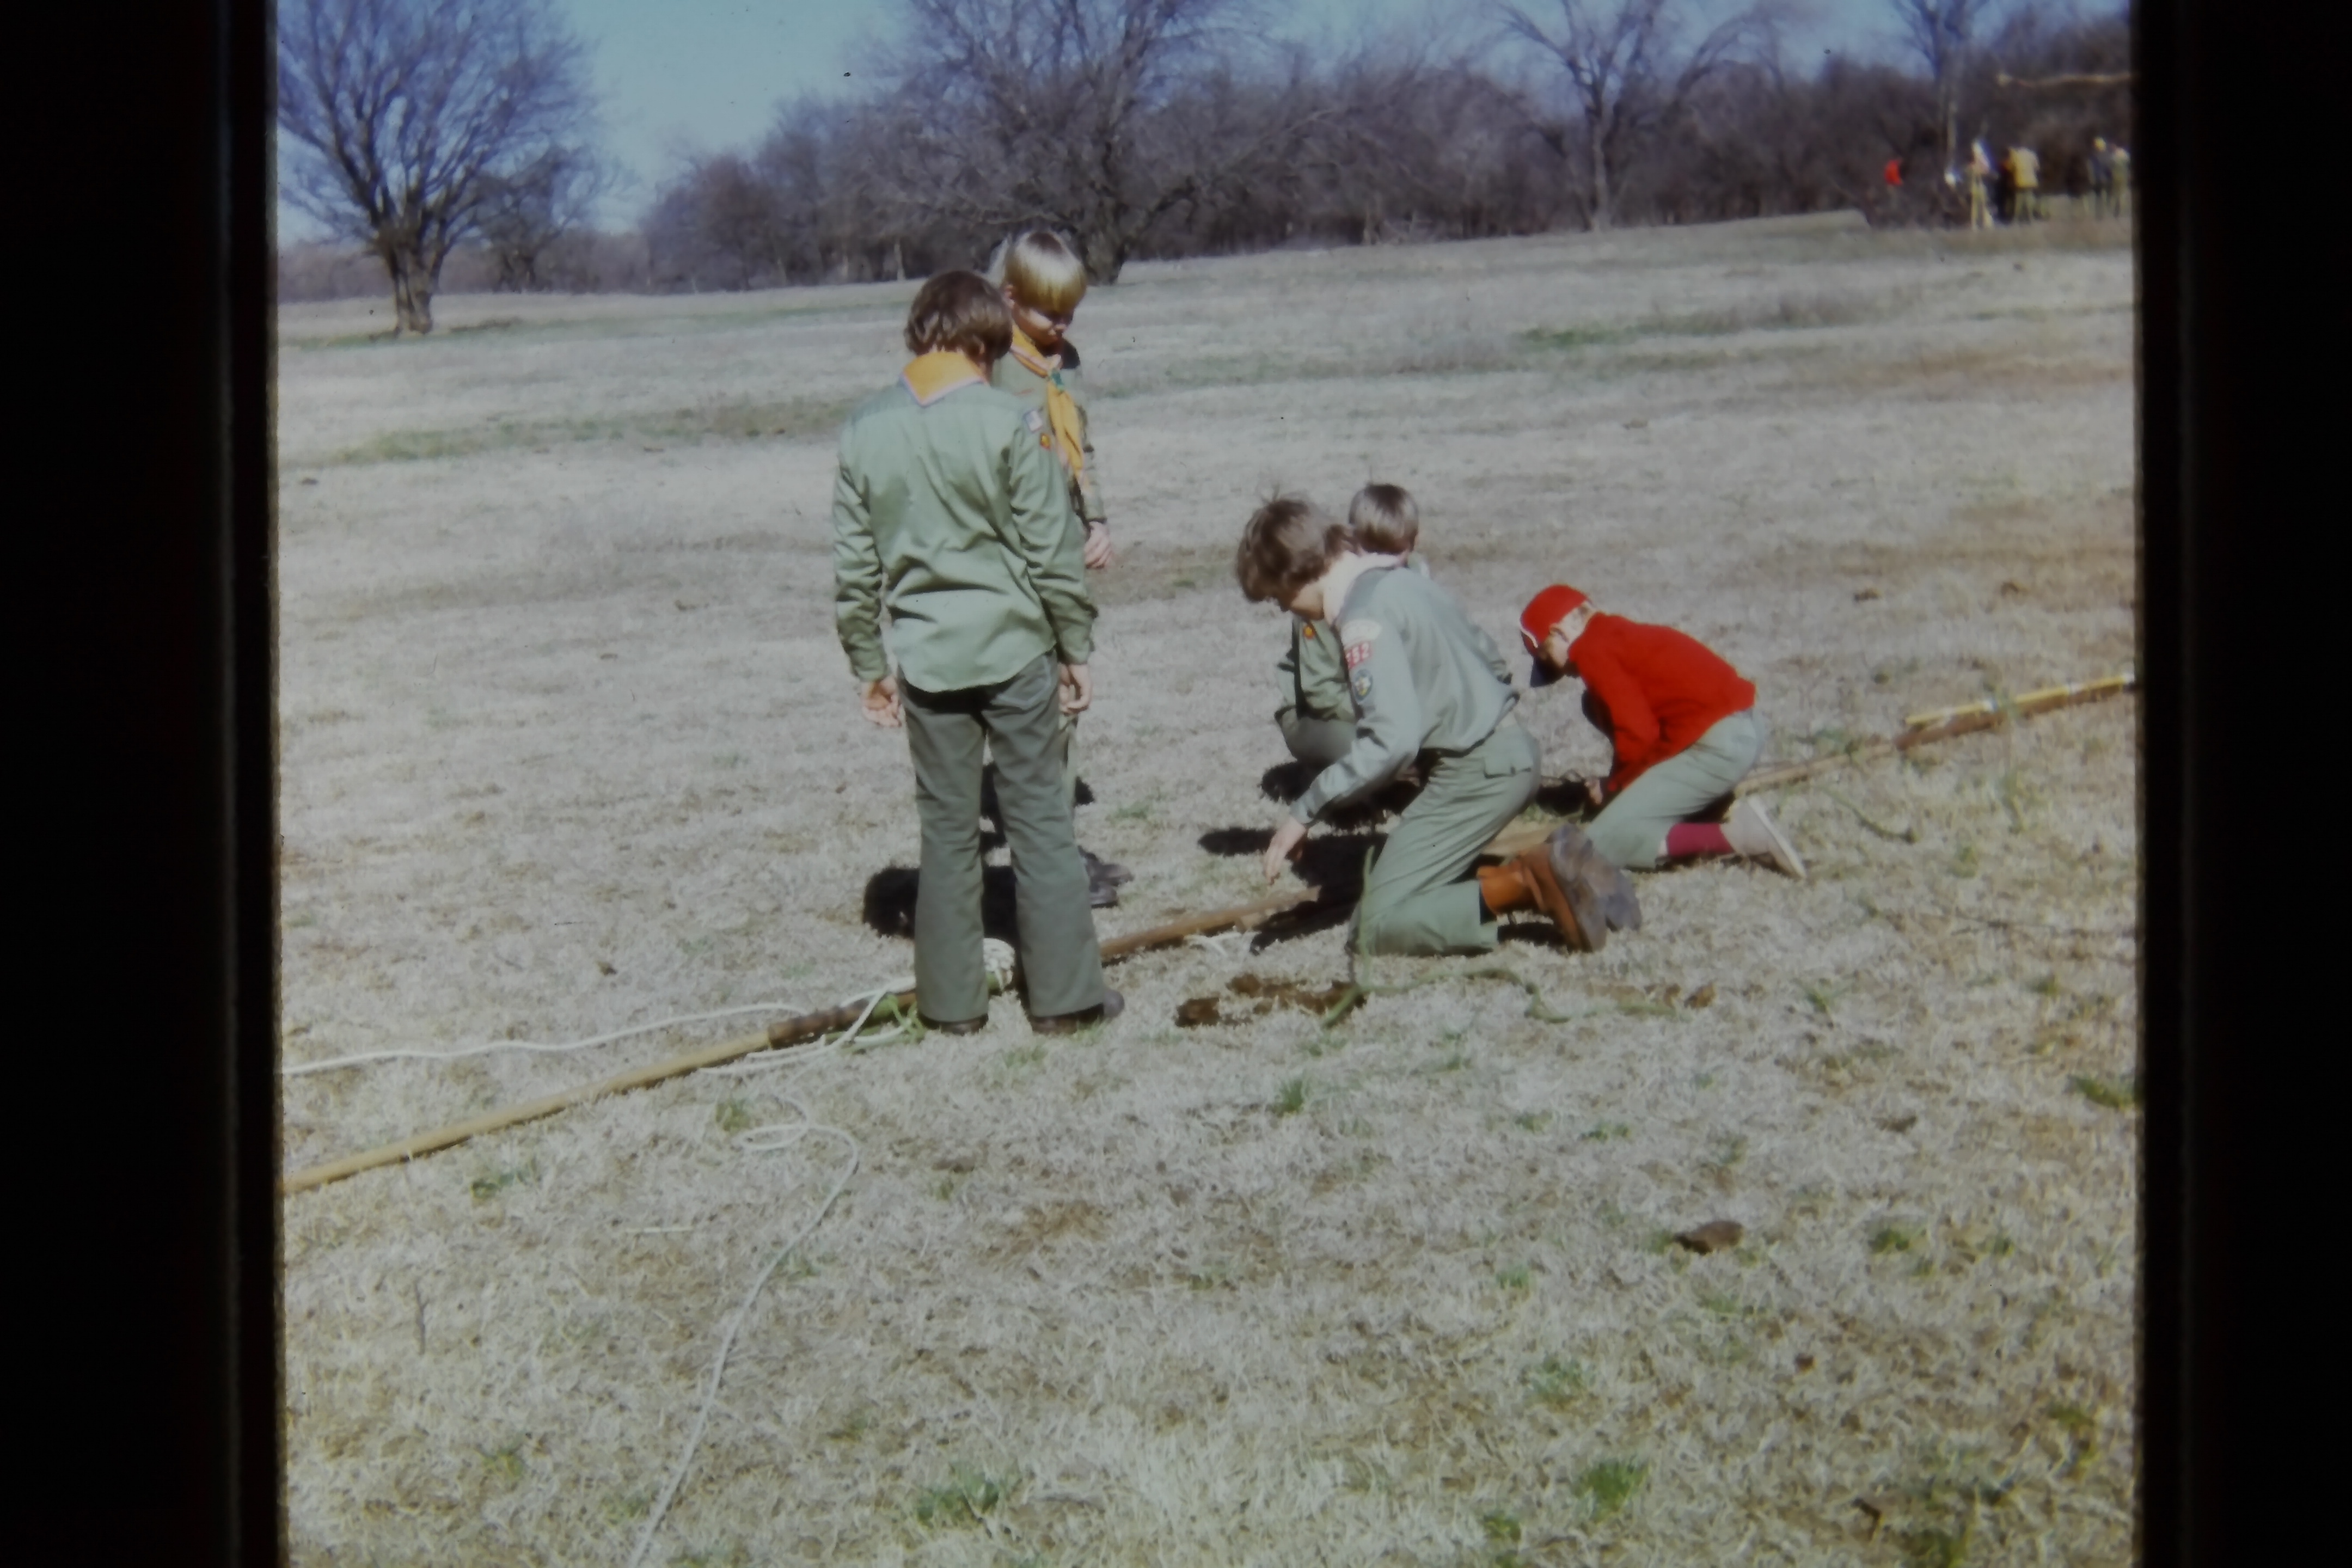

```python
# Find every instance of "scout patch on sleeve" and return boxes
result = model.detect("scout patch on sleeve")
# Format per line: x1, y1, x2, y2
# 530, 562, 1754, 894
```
1340, 618, 1382, 671
1352, 671, 1373, 699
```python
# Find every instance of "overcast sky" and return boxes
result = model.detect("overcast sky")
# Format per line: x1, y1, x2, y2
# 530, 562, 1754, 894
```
279, 0, 1904, 241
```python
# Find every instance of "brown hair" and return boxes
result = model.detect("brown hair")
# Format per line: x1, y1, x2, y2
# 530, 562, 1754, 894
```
999, 229, 1090, 315
1235, 494, 1355, 605
1347, 483, 1419, 555
903, 271, 1014, 363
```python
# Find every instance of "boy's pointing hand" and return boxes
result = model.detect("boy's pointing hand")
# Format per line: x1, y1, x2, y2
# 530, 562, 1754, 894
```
1263, 817, 1308, 882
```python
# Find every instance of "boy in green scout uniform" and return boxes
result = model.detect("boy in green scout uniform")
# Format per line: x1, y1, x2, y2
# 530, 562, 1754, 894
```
988, 230, 1129, 907
1238, 497, 1637, 956
832, 271, 1121, 1034
1276, 484, 1424, 771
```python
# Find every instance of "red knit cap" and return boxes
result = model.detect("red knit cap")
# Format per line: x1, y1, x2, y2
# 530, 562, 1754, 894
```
1518, 584, 1589, 653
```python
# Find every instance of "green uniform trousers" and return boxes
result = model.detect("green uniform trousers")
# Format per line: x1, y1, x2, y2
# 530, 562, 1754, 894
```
1278, 706, 1356, 770
1587, 709, 1763, 869
904, 653, 1105, 1022
1353, 720, 1541, 956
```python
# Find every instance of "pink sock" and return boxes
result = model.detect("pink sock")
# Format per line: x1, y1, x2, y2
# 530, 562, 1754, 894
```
1664, 822, 1732, 859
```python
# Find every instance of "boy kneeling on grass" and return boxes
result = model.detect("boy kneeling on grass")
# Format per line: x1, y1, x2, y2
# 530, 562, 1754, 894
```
1240, 497, 1637, 955
831, 271, 1120, 1036
1276, 483, 1430, 774
1518, 584, 1806, 880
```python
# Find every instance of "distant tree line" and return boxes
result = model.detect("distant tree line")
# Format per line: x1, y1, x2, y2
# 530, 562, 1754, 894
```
279, 0, 2131, 319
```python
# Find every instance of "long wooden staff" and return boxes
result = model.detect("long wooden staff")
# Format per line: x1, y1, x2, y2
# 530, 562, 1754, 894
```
1481, 670, 2134, 860
281, 890, 1326, 1195
284, 672, 2132, 1195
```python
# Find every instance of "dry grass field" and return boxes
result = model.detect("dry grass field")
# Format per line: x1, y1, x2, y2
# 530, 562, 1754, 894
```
277, 210, 2140, 1566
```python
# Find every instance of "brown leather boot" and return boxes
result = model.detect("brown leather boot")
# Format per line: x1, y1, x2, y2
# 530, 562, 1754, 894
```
1516, 841, 1603, 953
1476, 859, 1538, 915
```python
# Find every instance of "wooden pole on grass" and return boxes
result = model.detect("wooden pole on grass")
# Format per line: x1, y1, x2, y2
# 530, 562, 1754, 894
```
281, 888, 1330, 1195
283, 672, 2134, 1195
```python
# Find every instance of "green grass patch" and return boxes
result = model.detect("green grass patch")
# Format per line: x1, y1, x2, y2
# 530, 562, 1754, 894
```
1581, 1120, 1631, 1141
713, 1097, 755, 1134
468, 1159, 538, 1202
1273, 1076, 1308, 1115
2069, 1071, 2140, 1109
1871, 1223, 1923, 1255
1480, 1505, 1523, 1543
318, 394, 861, 467
1496, 1261, 1533, 1291
912, 1463, 1010, 1529
1524, 1354, 1588, 1407
1571, 1456, 1649, 1521
1514, 1110, 1553, 1131
478, 1436, 526, 1484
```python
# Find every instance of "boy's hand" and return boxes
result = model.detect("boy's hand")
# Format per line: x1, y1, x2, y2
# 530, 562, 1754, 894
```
1582, 777, 1607, 812
860, 675, 902, 728
1058, 663, 1093, 714
1082, 521, 1114, 570
1263, 817, 1308, 882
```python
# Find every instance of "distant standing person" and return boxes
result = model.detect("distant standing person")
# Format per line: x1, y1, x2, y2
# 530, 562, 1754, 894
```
1967, 140, 1995, 230
831, 270, 1121, 1035
2088, 137, 2115, 218
2011, 144, 2042, 222
1994, 145, 2019, 224
989, 229, 1129, 908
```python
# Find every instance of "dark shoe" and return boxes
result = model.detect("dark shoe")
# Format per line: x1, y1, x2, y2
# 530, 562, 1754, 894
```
1516, 839, 1602, 953
920, 1013, 987, 1036
1081, 848, 1133, 886
1559, 829, 1642, 931
1033, 988, 1124, 1035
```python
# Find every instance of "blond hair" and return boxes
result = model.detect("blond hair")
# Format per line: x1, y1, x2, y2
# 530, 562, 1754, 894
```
1348, 483, 1419, 556
998, 230, 1089, 315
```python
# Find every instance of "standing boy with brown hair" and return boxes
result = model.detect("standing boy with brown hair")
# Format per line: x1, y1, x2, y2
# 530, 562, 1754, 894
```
832, 270, 1121, 1034
988, 229, 1128, 905
1239, 496, 1637, 956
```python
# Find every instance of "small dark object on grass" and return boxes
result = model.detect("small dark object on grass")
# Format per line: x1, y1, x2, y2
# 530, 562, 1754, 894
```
1674, 1220, 1744, 1254
1685, 983, 1716, 1009
1228, 973, 1356, 1013
1853, 587, 1881, 602
1794, 1353, 1816, 1372
2000, 579, 2028, 596
1175, 996, 1222, 1027
1881, 1113, 1918, 1132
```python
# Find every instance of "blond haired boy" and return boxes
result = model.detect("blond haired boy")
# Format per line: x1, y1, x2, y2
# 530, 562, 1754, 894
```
988, 230, 1128, 904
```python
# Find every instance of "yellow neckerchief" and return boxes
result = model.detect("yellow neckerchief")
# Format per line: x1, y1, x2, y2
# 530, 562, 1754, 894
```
1008, 326, 1094, 503
901, 350, 985, 406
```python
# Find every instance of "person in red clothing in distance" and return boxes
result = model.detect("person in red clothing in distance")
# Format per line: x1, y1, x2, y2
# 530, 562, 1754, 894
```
1519, 584, 1806, 880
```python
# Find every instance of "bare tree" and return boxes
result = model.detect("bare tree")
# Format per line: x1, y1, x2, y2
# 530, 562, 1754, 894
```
1882, 0, 2002, 171
278, 0, 598, 334
1498, 0, 1767, 231
885, 0, 1307, 281
475, 146, 617, 292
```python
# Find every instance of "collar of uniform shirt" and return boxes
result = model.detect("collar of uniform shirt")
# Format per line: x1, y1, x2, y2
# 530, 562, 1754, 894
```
1316, 551, 1402, 625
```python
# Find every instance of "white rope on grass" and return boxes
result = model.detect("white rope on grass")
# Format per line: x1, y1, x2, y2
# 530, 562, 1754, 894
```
281, 1002, 810, 1077
625, 1101, 861, 1568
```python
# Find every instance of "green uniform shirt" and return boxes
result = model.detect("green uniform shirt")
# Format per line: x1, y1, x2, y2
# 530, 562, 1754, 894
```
1277, 551, 1426, 723
1295, 564, 1517, 823
831, 374, 1095, 692
989, 344, 1107, 525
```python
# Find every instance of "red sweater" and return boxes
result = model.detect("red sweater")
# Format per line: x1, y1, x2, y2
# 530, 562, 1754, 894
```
1569, 614, 1756, 797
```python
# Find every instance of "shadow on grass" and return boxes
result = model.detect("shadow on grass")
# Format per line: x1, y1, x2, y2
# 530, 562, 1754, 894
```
860, 865, 1021, 945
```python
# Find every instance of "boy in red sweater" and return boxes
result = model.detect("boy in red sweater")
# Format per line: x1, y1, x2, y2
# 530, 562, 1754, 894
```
1519, 584, 1805, 879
